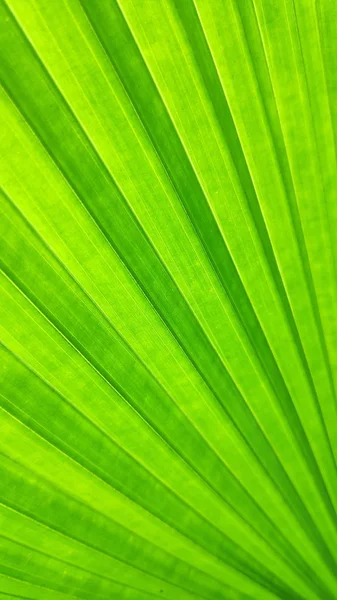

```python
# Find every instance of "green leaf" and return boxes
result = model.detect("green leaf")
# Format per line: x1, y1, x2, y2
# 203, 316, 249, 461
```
1, 1, 337, 598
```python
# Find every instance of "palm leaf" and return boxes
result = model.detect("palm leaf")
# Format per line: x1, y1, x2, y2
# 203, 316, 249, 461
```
1, 1, 337, 598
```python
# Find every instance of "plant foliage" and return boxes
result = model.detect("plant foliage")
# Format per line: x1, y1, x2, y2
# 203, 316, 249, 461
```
1, 1, 337, 599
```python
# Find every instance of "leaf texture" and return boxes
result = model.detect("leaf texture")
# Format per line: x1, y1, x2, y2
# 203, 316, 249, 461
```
1, 1, 337, 598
